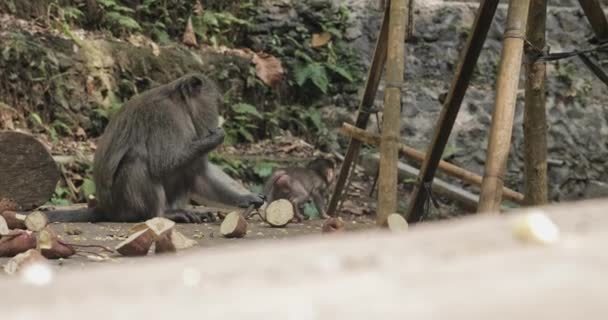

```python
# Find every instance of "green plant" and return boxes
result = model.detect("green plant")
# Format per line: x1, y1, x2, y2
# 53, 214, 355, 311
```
192, 10, 252, 47
302, 202, 319, 219
267, 104, 328, 143
81, 178, 96, 199
50, 186, 71, 206
136, 0, 189, 43
208, 153, 248, 177
441, 143, 460, 160
223, 102, 263, 143
97, 0, 142, 35
253, 161, 278, 179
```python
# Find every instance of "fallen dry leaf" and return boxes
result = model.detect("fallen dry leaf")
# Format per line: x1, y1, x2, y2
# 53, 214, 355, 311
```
311, 32, 332, 48
193, 0, 204, 15
182, 16, 198, 47
252, 52, 284, 88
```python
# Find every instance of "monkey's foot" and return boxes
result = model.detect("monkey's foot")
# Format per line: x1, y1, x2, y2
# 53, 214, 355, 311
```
319, 213, 330, 219
291, 213, 305, 223
164, 210, 216, 224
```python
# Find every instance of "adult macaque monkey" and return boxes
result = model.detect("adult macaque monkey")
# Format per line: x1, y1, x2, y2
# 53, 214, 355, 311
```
264, 158, 335, 222
42, 73, 264, 223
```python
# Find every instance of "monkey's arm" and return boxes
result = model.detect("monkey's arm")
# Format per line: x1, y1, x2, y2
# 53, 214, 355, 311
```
148, 128, 225, 176
191, 163, 264, 209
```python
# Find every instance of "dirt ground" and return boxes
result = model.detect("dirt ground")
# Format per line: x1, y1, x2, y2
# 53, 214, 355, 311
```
0, 212, 377, 273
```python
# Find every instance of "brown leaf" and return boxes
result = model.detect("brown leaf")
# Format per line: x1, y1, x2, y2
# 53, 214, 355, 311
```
150, 42, 160, 57
75, 127, 87, 140
193, 0, 204, 15
252, 52, 284, 88
182, 16, 198, 47
311, 32, 332, 48
0, 104, 15, 130
85, 76, 96, 95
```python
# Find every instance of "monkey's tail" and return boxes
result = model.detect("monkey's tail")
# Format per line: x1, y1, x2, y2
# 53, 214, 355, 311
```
42, 207, 103, 223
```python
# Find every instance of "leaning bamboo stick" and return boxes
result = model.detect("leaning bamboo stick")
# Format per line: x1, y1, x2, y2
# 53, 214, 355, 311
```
523, 0, 548, 206
578, 0, 608, 41
340, 123, 524, 203
377, 0, 408, 226
478, 0, 531, 213
405, 0, 501, 223
326, 3, 391, 217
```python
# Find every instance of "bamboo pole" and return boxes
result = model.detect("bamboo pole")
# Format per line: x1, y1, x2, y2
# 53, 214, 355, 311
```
523, 0, 548, 206
578, 0, 608, 41
326, 4, 390, 217
406, 0, 501, 223
377, 0, 408, 226
478, 0, 531, 213
340, 123, 525, 203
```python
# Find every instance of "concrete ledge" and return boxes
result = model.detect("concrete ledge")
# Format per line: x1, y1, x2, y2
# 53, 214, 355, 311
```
2, 198, 607, 319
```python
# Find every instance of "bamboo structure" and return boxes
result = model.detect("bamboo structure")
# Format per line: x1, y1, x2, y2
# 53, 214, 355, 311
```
478, 0, 531, 213
377, 0, 408, 226
340, 123, 525, 203
326, 4, 390, 217
406, 0, 501, 222
330, 0, 608, 222
578, 0, 608, 41
523, 0, 548, 206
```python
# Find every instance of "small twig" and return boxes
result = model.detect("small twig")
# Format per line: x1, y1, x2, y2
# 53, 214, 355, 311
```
241, 204, 256, 219
58, 164, 78, 200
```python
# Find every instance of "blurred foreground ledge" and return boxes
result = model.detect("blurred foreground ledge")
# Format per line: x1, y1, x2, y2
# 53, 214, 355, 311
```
2, 198, 608, 319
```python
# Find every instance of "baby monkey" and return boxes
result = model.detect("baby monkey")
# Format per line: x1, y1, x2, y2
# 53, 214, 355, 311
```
264, 158, 336, 222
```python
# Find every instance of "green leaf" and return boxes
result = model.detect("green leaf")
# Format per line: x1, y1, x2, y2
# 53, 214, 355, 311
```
81, 178, 96, 198
306, 109, 323, 130
303, 202, 319, 218
152, 29, 171, 44
50, 198, 70, 206
63, 6, 84, 20
307, 64, 329, 93
238, 127, 254, 142
54, 186, 69, 197
441, 144, 460, 160
52, 120, 73, 135
232, 103, 262, 118
294, 64, 309, 86
96, 0, 116, 8
112, 5, 135, 13
294, 49, 314, 63
106, 12, 141, 31
325, 64, 354, 82
202, 12, 219, 27
253, 162, 277, 178
294, 63, 329, 93
29, 112, 43, 126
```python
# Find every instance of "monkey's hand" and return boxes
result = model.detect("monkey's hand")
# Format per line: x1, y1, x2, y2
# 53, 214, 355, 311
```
237, 193, 265, 209
165, 209, 217, 224
204, 127, 225, 146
